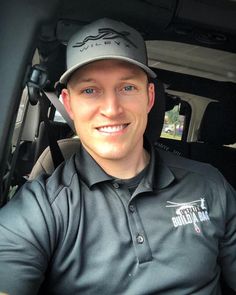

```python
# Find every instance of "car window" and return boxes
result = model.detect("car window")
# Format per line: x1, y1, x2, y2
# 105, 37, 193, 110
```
160, 101, 191, 141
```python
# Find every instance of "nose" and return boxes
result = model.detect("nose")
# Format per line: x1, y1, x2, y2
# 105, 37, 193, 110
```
100, 91, 123, 118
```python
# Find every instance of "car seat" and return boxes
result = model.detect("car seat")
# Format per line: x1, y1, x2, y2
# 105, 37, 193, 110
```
156, 101, 236, 190
189, 101, 236, 189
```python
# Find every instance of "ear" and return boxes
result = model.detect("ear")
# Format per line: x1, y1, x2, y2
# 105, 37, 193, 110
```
147, 82, 155, 113
61, 88, 74, 120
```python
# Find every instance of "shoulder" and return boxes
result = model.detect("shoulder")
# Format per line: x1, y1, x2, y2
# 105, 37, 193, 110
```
156, 148, 236, 220
1, 153, 80, 215
157, 148, 225, 185
42, 154, 80, 204
0, 154, 81, 247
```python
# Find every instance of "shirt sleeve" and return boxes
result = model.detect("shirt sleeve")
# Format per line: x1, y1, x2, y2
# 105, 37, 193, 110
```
218, 179, 236, 291
0, 177, 57, 295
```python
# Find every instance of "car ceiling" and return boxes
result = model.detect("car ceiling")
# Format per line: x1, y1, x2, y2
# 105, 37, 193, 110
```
37, 0, 236, 86
147, 41, 236, 83
54, 0, 236, 46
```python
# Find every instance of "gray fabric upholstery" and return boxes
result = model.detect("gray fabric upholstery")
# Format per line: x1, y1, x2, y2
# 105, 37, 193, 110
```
29, 138, 80, 180
198, 102, 236, 145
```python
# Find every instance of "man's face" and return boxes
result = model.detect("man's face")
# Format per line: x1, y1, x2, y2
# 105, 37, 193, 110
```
62, 59, 155, 165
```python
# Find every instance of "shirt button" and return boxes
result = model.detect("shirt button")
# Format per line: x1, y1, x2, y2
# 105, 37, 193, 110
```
136, 234, 144, 244
129, 205, 135, 213
113, 183, 120, 189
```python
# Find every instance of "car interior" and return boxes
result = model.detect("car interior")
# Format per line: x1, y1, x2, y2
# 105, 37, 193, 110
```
0, 0, 236, 293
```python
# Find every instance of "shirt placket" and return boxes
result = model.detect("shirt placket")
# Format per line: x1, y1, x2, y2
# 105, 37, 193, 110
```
111, 181, 153, 264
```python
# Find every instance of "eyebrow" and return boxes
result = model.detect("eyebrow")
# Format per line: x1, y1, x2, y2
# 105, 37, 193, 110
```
119, 75, 140, 81
69, 69, 146, 87
68, 78, 96, 89
71, 76, 139, 85
73, 78, 96, 83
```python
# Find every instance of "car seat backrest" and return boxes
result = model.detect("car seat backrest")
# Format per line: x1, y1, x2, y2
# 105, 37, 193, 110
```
144, 79, 166, 143
198, 102, 236, 145
29, 137, 80, 180
33, 121, 73, 163
189, 102, 236, 188
156, 101, 236, 189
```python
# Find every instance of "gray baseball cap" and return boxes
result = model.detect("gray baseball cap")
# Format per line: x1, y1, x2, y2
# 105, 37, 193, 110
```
60, 18, 156, 84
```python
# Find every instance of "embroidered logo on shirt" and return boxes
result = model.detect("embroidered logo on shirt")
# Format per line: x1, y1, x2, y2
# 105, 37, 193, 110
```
166, 198, 210, 233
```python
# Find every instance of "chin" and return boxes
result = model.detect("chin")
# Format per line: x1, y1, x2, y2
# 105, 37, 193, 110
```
93, 144, 130, 161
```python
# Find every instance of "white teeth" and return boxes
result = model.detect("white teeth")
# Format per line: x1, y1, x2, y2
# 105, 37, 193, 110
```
98, 125, 126, 133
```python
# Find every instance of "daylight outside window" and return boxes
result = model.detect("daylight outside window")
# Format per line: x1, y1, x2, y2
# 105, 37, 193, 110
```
161, 105, 185, 141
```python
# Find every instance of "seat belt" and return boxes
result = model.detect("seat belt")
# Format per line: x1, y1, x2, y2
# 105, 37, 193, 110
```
27, 65, 67, 169
38, 91, 65, 168
44, 91, 75, 133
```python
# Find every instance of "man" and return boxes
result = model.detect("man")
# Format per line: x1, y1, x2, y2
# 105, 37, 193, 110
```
0, 18, 236, 295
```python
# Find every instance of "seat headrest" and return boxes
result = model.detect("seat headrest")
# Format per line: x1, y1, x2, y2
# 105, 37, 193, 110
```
198, 102, 236, 145
145, 79, 165, 142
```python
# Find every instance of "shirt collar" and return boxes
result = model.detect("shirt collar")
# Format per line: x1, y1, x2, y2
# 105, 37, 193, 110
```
75, 141, 175, 190
75, 144, 112, 188
139, 141, 175, 192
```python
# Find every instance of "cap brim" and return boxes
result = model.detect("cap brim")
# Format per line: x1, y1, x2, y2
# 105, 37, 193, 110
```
59, 56, 157, 84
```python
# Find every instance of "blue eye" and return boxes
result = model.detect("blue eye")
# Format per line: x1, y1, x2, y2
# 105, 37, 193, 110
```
124, 85, 134, 91
83, 88, 94, 94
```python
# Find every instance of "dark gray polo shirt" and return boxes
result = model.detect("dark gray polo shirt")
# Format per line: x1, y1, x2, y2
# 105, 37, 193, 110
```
0, 143, 235, 295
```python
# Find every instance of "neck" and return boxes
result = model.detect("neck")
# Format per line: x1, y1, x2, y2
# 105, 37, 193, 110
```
93, 148, 150, 179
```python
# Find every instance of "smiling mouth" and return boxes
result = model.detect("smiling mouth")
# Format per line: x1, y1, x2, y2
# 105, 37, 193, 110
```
96, 124, 129, 133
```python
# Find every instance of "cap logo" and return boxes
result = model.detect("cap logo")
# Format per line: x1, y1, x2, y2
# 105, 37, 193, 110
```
72, 28, 137, 49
